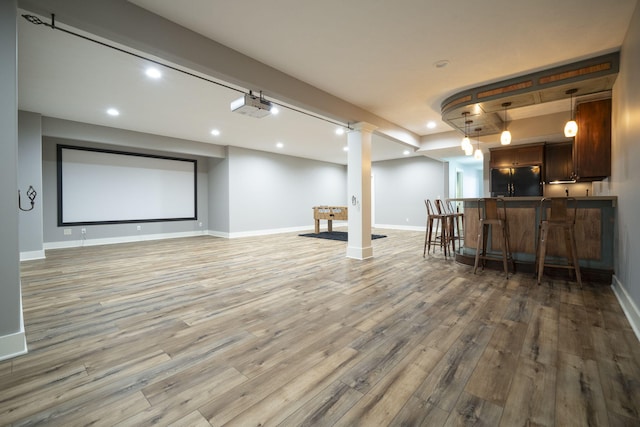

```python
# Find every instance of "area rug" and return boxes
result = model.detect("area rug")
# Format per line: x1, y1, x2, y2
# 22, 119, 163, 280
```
298, 231, 387, 241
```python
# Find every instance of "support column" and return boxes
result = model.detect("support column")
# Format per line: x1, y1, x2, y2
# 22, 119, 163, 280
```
346, 122, 377, 260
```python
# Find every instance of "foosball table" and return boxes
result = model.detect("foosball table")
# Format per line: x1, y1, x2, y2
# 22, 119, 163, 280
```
312, 206, 348, 233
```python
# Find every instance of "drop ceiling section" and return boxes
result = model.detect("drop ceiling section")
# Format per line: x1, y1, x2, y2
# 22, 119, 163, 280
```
441, 52, 619, 137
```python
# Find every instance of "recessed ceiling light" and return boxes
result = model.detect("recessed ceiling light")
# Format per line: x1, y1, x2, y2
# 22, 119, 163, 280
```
427, 121, 437, 129
145, 67, 162, 79
106, 108, 119, 116
270, 106, 280, 115
403, 150, 411, 156
276, 142, 284, 148
343, 146, 349, 152
335, 128, 345, 135
210, 129, 220, 136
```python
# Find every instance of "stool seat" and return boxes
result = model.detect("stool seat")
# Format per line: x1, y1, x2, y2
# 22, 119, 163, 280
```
473, 198, 515, 278
535, 197, 582, 287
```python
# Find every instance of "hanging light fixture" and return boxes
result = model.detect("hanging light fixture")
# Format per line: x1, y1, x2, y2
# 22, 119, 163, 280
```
564, 88, 578, 137
460, 112, 473, 154
474, 127, 484, 160
500, 102, 512, 145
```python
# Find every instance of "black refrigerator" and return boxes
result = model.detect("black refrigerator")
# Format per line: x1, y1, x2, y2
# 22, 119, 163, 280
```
490, 166, 542, 197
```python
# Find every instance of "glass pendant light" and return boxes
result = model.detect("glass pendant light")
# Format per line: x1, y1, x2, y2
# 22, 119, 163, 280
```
564, 89, 578, 137
473, 128, 483, 160
464, 143, 474, 156
500, 102, 512, 145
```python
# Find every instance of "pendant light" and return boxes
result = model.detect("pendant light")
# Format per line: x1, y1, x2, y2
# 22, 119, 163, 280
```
564, 88, 578, 137
461, 112, 473, 154
473, 127, 484, 160
500, 102, 512, 145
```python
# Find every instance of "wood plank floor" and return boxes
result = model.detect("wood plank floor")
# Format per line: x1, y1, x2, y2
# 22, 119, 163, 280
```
2, 229, 639, 426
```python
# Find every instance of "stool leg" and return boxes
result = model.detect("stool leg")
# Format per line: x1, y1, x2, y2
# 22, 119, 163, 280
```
481, 224, 489, 270
500, 223, 509, 278
537, 223, 548, 285
473, 222, 484, 274
423, 218, 430, 257
504, 222, 515, 274
426, 217, 434, 256
568, 227, 583, 288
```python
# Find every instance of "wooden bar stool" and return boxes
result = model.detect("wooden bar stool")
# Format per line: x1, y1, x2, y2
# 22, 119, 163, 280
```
423, 199, 450, 257
535, 197, 583, 287
473, 198, 515, 278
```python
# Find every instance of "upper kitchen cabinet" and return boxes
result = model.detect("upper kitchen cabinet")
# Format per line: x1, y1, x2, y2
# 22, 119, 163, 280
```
490, 144, 544, 168
545, 142, 573, 182
574, 98, 611, 180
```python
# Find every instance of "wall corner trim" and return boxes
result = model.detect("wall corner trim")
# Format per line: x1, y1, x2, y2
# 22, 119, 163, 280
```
612, 274, 640, 342
20, 249, 46, 261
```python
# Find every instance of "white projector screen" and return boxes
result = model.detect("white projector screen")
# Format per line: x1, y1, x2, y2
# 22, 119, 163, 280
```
57, 145, 197, 225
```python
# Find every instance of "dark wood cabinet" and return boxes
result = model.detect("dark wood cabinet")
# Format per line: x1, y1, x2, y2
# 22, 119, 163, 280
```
490, 144, 544, 168
545, 142, 573, 182
574, 98, 611, 180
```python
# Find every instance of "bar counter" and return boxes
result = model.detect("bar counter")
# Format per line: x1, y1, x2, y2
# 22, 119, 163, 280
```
451, 196, 617, 279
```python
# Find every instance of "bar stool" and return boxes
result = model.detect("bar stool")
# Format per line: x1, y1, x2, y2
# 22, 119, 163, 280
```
444, 199, 464, 250
435, 199, 457, 254
535, 197, 582, 287
423, 199, 450, 257
473, 198, 515, 278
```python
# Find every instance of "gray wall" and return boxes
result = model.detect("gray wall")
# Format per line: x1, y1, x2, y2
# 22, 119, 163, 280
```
208, 154, 230, 234
227, 146, 347, 234
18, 111, 44, 257
372, 156, 446, 228
612, 1, 640, 327
0, 0, 25, 358
42, 136, 210, 244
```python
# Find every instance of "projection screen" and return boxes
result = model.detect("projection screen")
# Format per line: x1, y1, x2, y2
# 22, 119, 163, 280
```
57, 145, 197, 225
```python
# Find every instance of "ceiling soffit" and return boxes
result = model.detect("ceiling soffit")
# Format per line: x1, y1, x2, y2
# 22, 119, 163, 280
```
441, 52, 619, 137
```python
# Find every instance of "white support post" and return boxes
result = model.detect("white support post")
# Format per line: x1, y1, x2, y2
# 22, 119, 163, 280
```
346, 122, 377, 260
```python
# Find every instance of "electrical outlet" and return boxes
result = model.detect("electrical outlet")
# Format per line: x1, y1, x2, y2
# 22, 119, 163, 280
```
198, 222, 203, 227
136, 225, 141, 231
81, 228, 86, 234
63, 228, 72, 235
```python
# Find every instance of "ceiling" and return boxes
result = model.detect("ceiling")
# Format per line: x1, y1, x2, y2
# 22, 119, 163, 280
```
16, 0, 638, 165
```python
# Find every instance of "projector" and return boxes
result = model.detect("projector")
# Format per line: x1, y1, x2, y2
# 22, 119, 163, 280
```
230, 93, 273, 118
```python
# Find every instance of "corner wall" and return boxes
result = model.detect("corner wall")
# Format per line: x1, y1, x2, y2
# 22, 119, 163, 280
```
372, 156, 446, 229
611, 0, 640, 337
227, 146, 347, 235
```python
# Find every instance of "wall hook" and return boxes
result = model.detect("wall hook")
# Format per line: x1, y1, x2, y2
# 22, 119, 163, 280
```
18, 185, 37, 212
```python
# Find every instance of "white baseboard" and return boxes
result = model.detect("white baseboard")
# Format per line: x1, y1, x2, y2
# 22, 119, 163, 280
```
20, 249, 46, 261
227, 225, 313, 239
611, 274, 640, 342
374, 223, 425, 232
44, 230, 208, 250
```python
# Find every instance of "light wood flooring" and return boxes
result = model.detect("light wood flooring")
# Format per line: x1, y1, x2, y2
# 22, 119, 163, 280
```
2, 229, 639, 426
